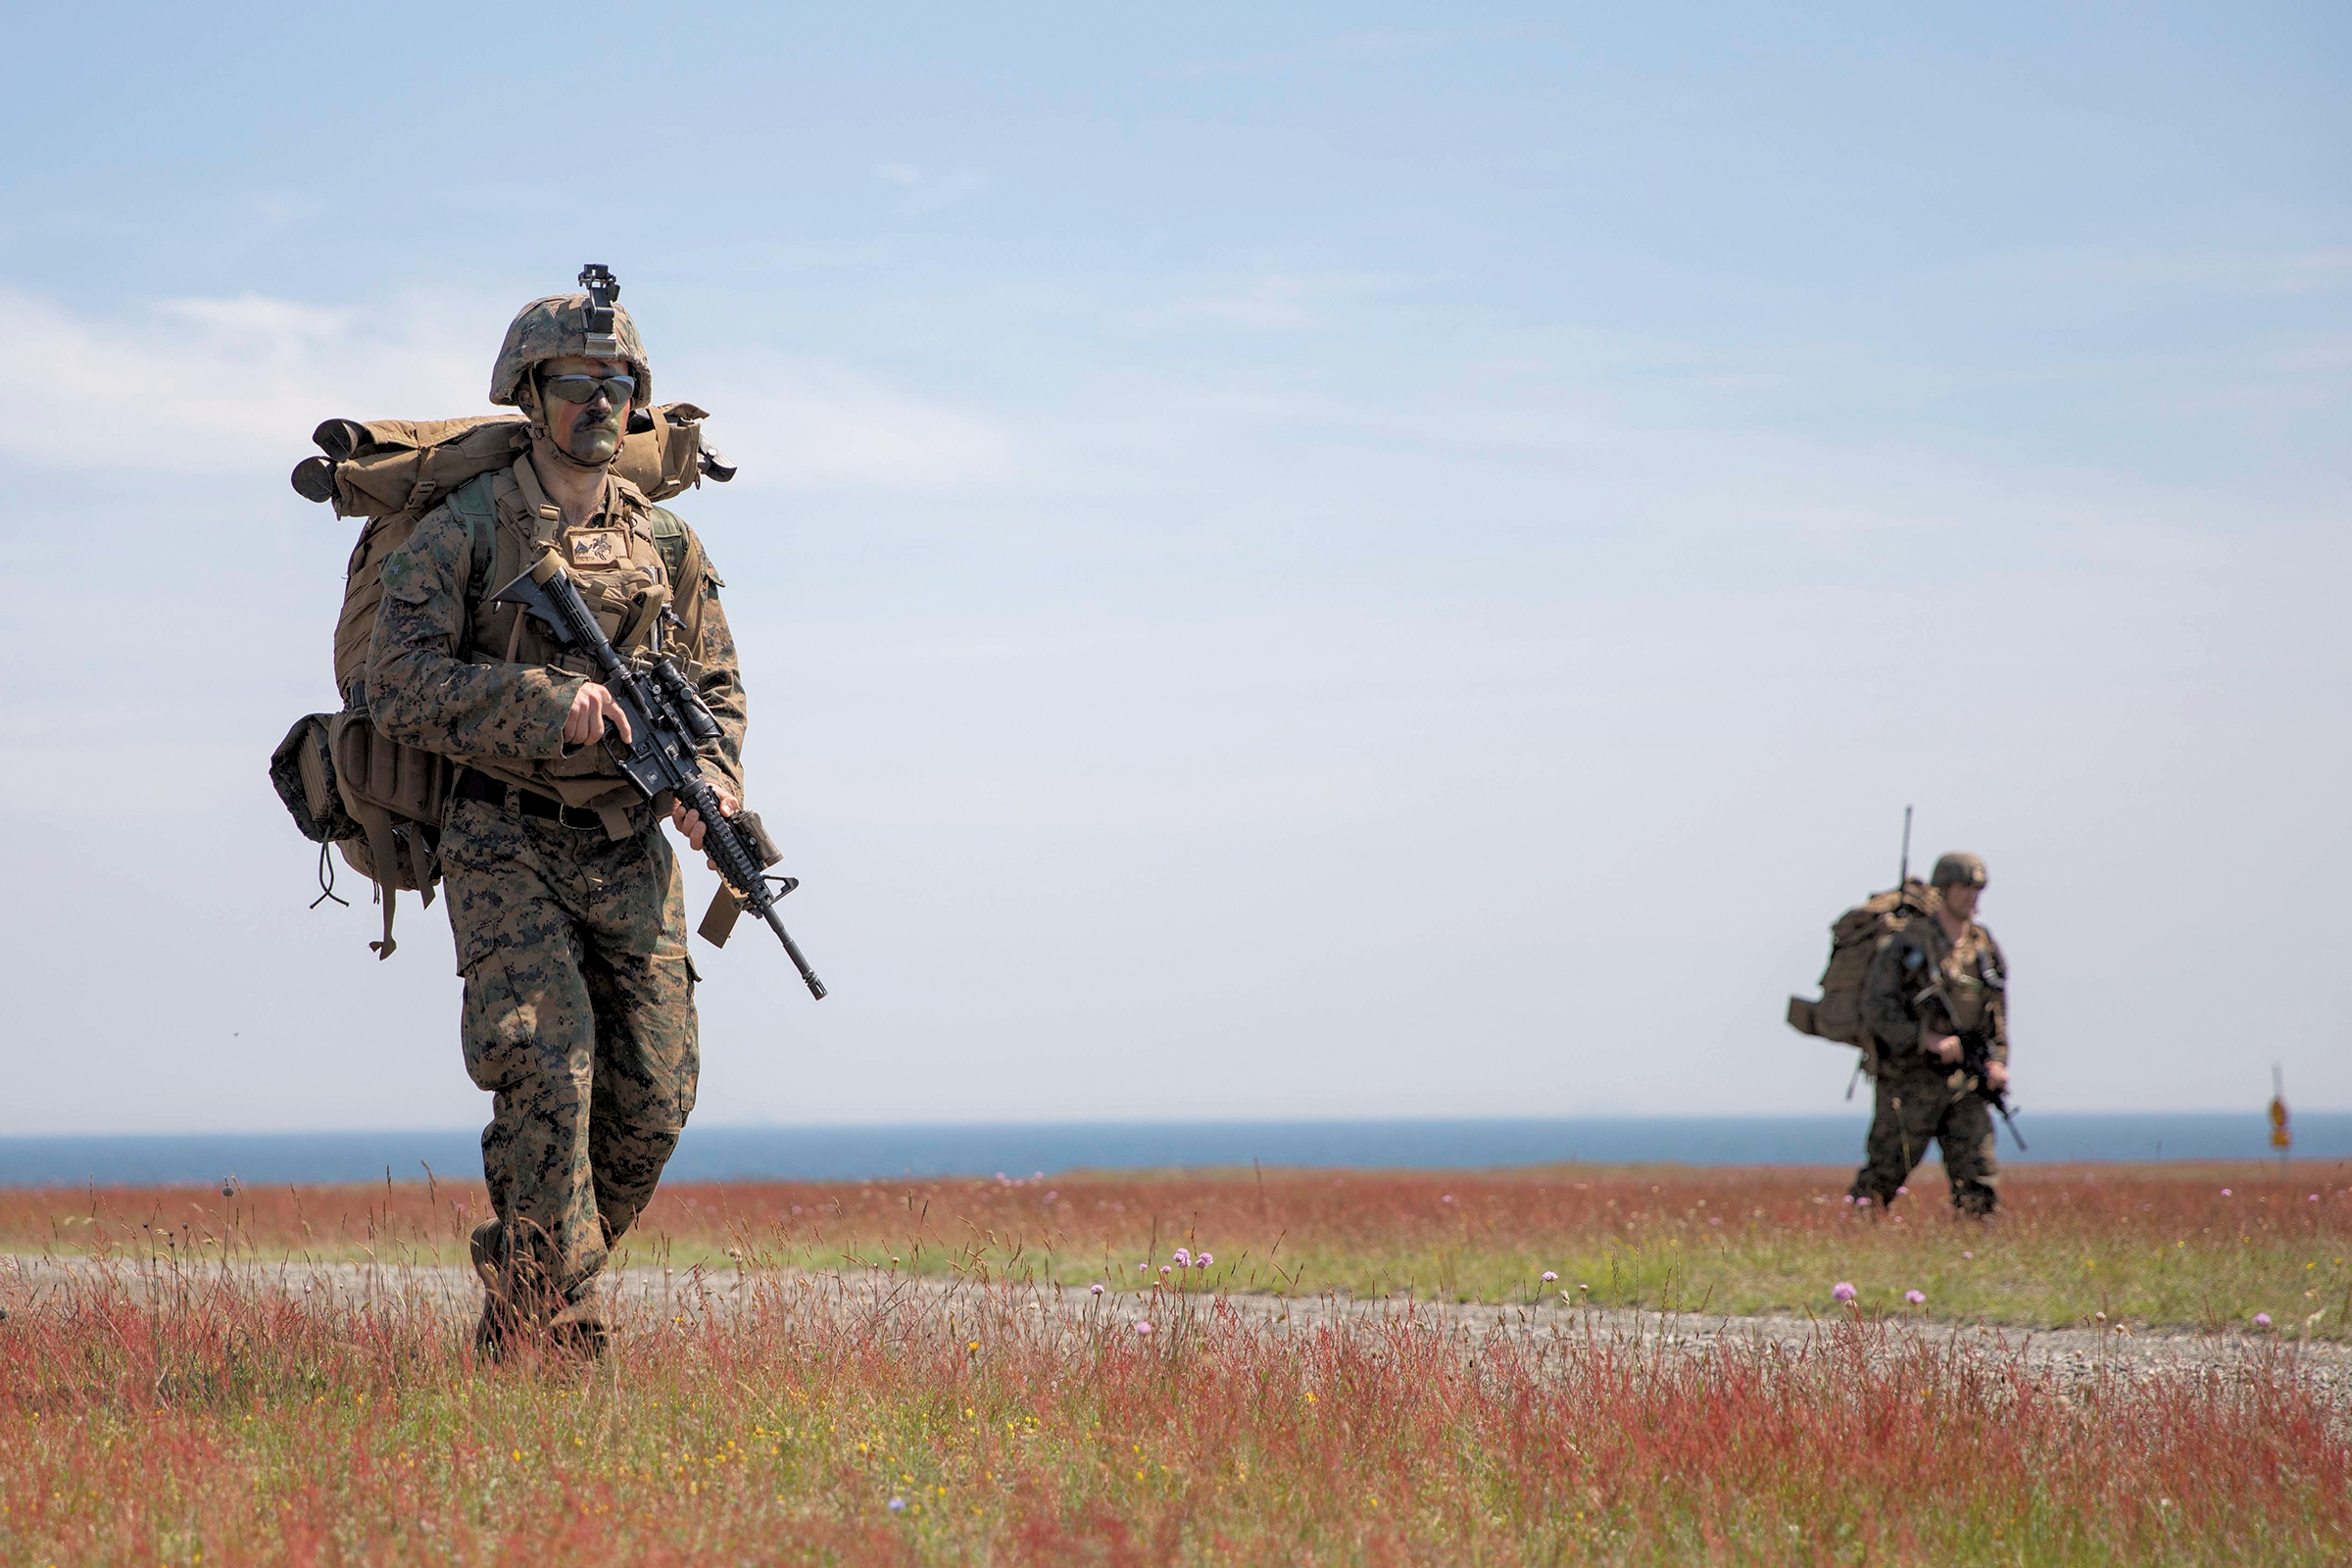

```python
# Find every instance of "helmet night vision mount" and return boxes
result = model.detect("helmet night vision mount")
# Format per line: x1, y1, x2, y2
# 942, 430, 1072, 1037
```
578, 264, 623, 360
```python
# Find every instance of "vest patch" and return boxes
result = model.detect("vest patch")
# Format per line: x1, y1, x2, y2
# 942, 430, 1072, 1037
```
568, 527, 629, 567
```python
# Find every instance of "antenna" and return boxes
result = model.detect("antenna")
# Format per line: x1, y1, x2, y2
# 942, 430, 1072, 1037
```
1899, 805, 1913, 887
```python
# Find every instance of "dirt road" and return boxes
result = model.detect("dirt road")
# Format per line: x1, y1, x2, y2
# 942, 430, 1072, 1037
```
6, 1254, 2341, 1396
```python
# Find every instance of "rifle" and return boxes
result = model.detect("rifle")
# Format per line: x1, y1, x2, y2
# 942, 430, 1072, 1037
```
1912, 966, 2022, 1150
486, 550, 828, 1000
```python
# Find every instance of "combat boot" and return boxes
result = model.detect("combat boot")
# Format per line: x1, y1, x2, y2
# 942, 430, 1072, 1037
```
474, 1289, 528, 1361
548, 1293, 610, 1359
469, 1219, 503, 1289
469, 1219, 531, 1360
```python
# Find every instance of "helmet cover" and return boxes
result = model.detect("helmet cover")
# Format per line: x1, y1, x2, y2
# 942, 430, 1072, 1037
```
1930, 852, 1988, 889
488, 293, 653, 410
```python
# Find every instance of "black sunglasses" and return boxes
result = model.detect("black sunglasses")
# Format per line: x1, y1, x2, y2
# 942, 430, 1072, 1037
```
540, 372, 638, 406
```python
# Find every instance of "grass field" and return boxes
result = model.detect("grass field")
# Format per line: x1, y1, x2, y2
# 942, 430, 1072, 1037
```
10, 1162, 2348, 1335
7, 1167, 2350, 1563
3, 1255, 2346, 1566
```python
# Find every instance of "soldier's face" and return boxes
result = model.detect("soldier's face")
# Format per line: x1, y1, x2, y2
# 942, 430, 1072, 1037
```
537, 357, 632, 465
1942, 883, 1982, 920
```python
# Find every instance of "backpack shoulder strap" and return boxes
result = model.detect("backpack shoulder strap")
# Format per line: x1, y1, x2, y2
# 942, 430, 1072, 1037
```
440, 476, 505, 651
443, 479, 498, 594
646, 506, 721, 657
646, 505, 692, 583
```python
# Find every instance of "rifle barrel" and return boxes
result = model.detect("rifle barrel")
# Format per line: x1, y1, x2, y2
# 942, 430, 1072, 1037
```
764, 906, 826, 999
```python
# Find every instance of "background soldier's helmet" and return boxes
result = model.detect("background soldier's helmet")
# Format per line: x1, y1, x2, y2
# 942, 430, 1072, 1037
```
1931, 852, 1988, 888
488, 292, 653, 410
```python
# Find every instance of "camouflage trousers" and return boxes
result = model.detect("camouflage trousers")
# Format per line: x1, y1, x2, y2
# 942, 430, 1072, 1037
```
442, 796, 698, 1303
1849, 1062, 1998, 1215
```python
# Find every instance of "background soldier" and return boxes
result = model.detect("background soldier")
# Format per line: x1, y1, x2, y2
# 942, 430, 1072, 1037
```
1848, 853, 2009, 1216
367, 283, 749, 1352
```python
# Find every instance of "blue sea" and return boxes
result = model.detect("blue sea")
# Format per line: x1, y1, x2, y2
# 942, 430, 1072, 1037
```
1, 1113, 2342, 1188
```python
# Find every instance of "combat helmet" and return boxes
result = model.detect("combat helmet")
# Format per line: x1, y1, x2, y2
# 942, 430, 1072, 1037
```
1930, 852, 1987, 889
490, 265, 653, 464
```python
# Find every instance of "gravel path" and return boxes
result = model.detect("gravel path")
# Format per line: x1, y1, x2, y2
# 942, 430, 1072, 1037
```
7, 1255, 2344, 1396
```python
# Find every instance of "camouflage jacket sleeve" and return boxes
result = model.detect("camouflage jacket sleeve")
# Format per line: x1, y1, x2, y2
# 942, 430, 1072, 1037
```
680, 526, 748, 803
365, 507, 584, 760
1862, 932, 1926, 1063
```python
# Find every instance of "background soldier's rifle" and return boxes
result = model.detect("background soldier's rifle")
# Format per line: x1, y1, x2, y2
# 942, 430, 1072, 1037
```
488, 550, 828, 1000
1911, 967, 2023, 1150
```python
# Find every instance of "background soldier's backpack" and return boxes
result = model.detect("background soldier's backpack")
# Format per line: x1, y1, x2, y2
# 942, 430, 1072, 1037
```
1787, 878, 1937, 1065
270, 405, 734, 958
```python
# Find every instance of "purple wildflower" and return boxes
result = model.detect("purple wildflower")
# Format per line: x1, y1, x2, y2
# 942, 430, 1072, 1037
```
1542, 1271, 1558, 1283
2254, 1313, 2272, 1329
888, 1497, 906, 1512
1172, 1248, 1192, 1267
1904, 1290, 1926, 1305
1090, 1284, 1104, 1296
1833, 1282, 1857, 1303
1136, 1320, 1153, 1335
1197, 1251, 1213, 1267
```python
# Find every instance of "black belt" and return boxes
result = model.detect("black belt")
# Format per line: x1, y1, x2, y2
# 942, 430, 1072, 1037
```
452, 768, 609, 831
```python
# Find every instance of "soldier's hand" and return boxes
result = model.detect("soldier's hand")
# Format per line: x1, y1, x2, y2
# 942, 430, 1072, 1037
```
1984, 1060, 2009, 1091
671, 786, 739, 867
1928, 1034, 1962, 1064
564, 682, 633, 746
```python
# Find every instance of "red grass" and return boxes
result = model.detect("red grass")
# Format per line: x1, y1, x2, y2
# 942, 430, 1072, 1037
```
1, 1255, 2344, 1565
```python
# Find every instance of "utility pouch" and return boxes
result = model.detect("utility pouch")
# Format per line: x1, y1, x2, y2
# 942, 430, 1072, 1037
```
270, 714, 358, 845
325, 712, 447, 958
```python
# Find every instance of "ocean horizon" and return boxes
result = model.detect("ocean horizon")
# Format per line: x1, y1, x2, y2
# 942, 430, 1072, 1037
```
1, 1112, 2342, 1188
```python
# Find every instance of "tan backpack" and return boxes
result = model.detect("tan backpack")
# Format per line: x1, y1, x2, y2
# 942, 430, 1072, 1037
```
270, 406, 731, 957
289, 403, 725, 525
1787, 879, 1937, 1071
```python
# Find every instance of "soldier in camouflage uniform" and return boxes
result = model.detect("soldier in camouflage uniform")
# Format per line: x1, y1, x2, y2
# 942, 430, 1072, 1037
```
367, 285, 749, 1352
1849, 853, 2009, 1216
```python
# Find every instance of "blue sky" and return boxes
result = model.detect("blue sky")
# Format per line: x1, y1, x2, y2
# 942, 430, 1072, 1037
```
2, 3, 2346, 1132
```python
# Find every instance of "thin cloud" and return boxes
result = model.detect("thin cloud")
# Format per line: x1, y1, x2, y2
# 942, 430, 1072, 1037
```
5, 285, 1015, 494
1135, 271, 1404, 332
1158, 25, 1539, 80
1959, 247, 2352, 300
7, 286, 476, 474
871, 162, 992, 214
705, 361, 1017, 493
